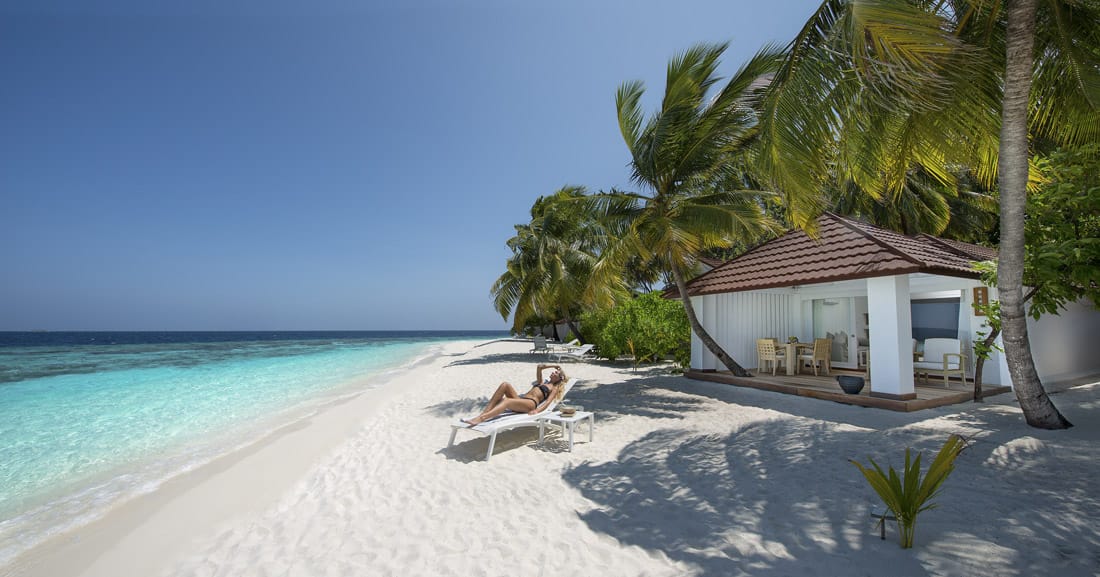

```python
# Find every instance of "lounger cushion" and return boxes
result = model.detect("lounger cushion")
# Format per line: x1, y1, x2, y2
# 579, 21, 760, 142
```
914, 361, 961, 370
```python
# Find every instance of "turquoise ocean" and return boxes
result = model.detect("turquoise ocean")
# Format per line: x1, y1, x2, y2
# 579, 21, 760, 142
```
0, 330, 504, 564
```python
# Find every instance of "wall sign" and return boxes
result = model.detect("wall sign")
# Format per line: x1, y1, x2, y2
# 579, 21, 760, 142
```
973, 286, 989, 315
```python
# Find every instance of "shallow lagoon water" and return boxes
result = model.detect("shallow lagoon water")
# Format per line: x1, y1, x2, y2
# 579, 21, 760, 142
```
0, 331, 502, 564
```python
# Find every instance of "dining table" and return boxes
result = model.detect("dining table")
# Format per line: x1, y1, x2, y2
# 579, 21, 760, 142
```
784, 342, 814, 375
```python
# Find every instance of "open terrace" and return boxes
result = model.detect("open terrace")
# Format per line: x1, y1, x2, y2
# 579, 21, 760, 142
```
685, 368, 1011, 412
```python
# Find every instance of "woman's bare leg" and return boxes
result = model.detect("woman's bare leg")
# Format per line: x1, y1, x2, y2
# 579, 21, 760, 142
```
484, 381, 518, 411
467, 397, 535, 425
463, 382, 521, 425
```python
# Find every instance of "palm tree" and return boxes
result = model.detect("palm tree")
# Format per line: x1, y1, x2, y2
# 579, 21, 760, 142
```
827, 165, 999, 240
491, 186, 612, 340
996, 0, 1073, 428
594, 43, 784, 377
756, 0, 1098, 428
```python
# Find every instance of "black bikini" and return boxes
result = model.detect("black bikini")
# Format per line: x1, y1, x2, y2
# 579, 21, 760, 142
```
521, 383, 550, 407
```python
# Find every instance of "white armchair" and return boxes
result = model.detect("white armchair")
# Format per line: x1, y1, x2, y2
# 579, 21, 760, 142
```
913, 338, 966, 387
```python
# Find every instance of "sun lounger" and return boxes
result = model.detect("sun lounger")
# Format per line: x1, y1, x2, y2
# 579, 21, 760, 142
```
550, 338, 581, 352
529, 336, 550, 354
552, 343, 594, 362
449, 377, 579, 461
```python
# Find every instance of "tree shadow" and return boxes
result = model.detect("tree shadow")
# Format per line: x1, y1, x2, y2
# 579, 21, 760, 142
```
560, 382, 1100, 576
563, 378, 708, 422
424, 397, 485, 419
563, 421, 930, 576
443, 352, 676, 375
444, 351, 557, 367
435, 428, 545, 463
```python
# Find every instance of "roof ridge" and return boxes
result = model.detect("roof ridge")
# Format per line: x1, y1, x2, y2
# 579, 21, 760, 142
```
915, 234, 967, 257
823, 212, 926, 267
915, 233, 997, 260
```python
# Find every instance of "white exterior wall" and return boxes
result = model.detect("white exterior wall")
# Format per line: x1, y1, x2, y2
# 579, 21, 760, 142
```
977, 296, 1100, 388
691, 294, 719, 371
690, 291, 796, 371
689, 277, 1100, 388
1025, 299, 1100, 383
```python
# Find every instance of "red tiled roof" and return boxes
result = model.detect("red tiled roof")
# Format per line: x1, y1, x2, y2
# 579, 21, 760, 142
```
698, 256, 727, 269
915, 234, 999, 262
682, 213, 998, 296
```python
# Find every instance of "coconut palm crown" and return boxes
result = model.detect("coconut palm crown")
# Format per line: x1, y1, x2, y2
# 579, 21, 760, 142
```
593, 42, 785, 377
492, 186, 611, 339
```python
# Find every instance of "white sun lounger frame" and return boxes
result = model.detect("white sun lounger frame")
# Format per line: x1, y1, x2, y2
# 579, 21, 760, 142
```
448, 378, 579, 461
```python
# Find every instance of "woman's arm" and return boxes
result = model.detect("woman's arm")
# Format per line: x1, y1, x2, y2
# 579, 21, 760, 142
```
535, 363, 562, 383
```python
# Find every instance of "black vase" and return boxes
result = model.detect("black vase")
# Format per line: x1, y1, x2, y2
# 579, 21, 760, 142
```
836, 375, 865, 395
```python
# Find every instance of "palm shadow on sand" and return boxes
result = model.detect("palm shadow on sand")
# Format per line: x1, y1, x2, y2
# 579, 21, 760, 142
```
562, 378, 1100, 577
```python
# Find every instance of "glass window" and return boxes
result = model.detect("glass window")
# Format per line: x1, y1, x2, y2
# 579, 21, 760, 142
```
911, 298, 960, 341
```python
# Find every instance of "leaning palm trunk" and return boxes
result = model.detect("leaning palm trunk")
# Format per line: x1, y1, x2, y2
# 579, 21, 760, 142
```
559, 310, 585, 344
670, 265, 752, 377
998, 0, 1071, 429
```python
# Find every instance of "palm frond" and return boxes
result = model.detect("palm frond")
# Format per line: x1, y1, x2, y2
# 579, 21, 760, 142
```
1030, 0, 1100, 144
757, 0, 982, 226
616, 81, 646, 155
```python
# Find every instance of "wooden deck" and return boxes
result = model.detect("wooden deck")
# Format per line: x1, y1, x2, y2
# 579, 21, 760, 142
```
685, 368, 1011, 412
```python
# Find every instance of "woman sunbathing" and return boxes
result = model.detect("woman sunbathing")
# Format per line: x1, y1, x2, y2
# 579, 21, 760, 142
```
462, 364, 567, 426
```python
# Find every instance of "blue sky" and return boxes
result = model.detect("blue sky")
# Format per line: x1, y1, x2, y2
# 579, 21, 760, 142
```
1, 0, 821, 331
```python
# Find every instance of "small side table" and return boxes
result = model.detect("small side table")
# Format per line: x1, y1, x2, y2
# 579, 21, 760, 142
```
537, 411, 594, 452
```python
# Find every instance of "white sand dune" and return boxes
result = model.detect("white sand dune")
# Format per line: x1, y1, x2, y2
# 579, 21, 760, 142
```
9, 339, 1100, 577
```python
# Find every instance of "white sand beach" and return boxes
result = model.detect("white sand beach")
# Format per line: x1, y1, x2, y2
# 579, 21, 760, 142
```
8, 339, 1100, 577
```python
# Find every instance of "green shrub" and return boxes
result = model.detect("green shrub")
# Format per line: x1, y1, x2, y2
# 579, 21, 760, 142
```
583, 293, 690, 367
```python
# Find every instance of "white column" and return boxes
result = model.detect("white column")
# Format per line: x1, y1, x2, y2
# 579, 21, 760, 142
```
986, 333, 1012, 387
867, 275, 916, 399
985, 285, 1007, 386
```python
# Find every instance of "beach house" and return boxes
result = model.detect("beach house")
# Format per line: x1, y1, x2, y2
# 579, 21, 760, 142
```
680, 213, 1100, 407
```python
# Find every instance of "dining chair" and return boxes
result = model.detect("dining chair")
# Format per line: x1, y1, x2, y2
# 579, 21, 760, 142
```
756, 338, 786, 376
798, 338, 832, 376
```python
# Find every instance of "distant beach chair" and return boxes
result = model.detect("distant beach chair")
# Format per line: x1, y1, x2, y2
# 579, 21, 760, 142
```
552, 343, 595, 362
529, 336, 550, 354
551, 338, 581, 352
449, 378, 579, 461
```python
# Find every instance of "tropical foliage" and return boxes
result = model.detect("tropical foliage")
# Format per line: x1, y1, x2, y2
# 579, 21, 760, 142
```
491, 186, 616, 339
851, 434, 968, 548
582, 292, 690, 369
970, 145, 1100, 399
589, 43, 785, 376
1019, 145, 1100, 315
